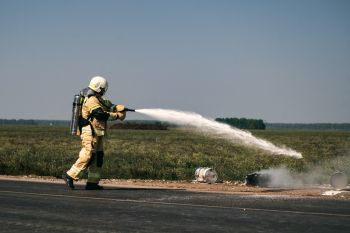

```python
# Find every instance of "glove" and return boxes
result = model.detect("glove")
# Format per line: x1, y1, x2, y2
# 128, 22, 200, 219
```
117, 112, 126, 121
108, 104, 126, 121
108, 112, 126, 121
115, 105, 125, 112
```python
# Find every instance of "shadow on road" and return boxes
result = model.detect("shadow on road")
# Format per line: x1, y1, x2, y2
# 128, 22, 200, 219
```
69, 186, 185, 192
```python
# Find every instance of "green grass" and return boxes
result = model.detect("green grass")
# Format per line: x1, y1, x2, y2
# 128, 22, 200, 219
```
0, 125, 349, 181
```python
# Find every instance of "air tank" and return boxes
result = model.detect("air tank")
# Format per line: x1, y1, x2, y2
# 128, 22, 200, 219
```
70, 94, 82, 135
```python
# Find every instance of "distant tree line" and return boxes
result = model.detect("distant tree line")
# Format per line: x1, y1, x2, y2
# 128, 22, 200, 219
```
266, 123, 350, 131
0, 119, 69, 126
215, 118, 266, 130
0, 119, 38, 125
0, 119, 169, 128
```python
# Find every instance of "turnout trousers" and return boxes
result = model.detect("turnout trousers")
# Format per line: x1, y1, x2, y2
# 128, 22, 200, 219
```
67, 126, 104, 184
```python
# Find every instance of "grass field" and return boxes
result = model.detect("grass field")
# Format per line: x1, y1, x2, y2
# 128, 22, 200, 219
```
0, 125, 349, 182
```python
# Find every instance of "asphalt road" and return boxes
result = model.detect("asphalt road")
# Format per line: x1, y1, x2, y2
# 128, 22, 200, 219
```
0, 179, 349, 233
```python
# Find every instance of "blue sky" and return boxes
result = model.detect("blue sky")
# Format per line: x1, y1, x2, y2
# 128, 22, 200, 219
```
0, 0, 349, 122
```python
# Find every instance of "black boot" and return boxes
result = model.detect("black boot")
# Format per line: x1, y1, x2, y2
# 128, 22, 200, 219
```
85, 182, 104, 190
62, 173, 75, 190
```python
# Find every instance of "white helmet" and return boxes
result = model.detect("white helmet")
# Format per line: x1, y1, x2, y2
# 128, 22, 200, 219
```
89, 76, 108, 95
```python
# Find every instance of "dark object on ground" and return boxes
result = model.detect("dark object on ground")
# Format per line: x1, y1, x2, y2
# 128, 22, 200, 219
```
245, 172, 270, 187
85, 182, 104, 190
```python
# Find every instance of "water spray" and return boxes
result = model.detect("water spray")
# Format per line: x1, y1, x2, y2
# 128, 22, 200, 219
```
135, 108, 303, 159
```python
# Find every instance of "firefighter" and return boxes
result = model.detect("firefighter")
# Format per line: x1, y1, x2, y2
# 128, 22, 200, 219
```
63, 76, 126, 190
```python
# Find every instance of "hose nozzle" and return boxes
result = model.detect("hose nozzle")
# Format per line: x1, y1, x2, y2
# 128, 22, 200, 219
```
124, 108, 135, 112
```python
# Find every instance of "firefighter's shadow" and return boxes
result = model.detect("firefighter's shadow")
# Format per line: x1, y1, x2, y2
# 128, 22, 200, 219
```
260, 188, 294, 193
72, 186, 185, 191
104, 187, 185, 191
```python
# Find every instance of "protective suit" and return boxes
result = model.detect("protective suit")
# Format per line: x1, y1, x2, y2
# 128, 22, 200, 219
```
63, 76, 125, 190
